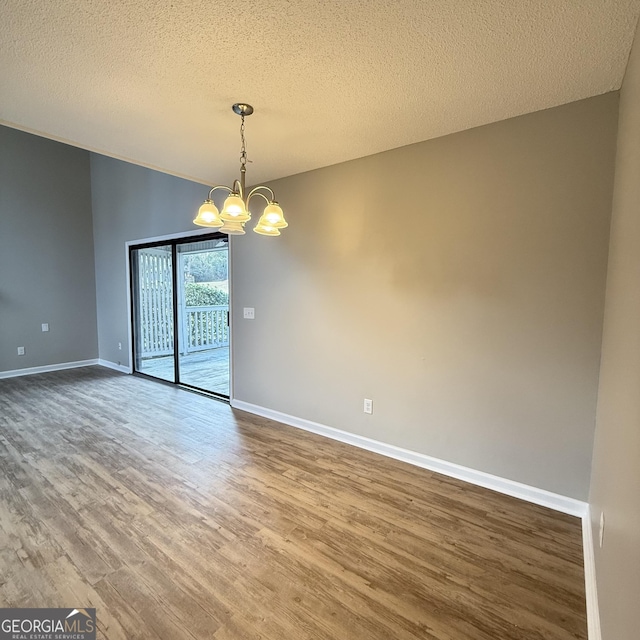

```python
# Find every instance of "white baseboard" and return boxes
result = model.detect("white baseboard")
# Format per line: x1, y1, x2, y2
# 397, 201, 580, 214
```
98, 359, 132, 374
582, 507, 602, 640
0, 358, 99, 380
230, 399, 588, 518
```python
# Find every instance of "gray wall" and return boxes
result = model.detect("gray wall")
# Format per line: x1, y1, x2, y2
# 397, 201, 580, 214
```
0, 126, 97, 372
90, 154, 207, 367
232, 95, 618, 500
589, 17, 640, 640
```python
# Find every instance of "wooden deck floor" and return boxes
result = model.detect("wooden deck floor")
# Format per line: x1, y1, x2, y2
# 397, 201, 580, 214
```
0, 367, 587, 640
139, 346, 229, 396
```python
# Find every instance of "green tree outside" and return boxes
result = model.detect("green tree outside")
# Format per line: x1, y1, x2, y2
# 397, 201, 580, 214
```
184, 252, 227, 283
185, 283, 228, 307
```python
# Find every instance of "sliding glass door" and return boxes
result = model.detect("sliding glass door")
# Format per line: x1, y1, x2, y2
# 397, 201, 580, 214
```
176, 239, 229, 395
131, 244, 176, 382
130, 234, 230, 398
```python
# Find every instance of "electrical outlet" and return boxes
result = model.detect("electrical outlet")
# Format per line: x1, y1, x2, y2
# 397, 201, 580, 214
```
364, 398, 373, 414
17, 346, 25, 356
41, 323, 49, 332
243, 307, 255, 319
599, 512, 605, 548
118, 342, 122, 350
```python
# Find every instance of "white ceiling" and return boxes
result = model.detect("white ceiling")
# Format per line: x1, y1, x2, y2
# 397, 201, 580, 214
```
1, 1, 639, 187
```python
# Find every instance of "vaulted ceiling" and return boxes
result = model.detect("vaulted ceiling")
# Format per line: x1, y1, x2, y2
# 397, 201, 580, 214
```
1, 1, 639, 186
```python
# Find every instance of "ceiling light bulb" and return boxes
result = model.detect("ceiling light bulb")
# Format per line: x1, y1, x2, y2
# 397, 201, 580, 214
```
221, 194, 250, 222
219, 219, 246, 235
254, 216, 281, 236
262, 202, 288, 228
193, 200, 223, 227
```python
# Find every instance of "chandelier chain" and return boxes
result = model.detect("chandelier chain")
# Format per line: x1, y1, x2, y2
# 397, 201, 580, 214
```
239, 114, 247, 168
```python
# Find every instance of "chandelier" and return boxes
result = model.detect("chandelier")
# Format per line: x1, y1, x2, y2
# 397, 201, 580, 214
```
193, 103, 288, 236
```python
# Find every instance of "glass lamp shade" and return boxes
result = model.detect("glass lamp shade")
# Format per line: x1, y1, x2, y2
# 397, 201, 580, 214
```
253, 215, 281, 236
220, 194, 250, 222
262, 202, 288, 228
219, 219, 246, 235
193, 200, 223, 227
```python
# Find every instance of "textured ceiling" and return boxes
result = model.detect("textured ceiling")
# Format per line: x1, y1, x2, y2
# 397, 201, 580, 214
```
1, 1, 639, 186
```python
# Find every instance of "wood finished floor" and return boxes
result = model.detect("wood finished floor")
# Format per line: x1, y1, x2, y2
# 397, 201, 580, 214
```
0, 367, 587, 640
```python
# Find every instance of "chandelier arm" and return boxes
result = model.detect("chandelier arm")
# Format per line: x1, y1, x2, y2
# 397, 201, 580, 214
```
247, 185, 275, 202
232, 178, 244, 198
208, 185, 233, 200
246, 190, 271, 210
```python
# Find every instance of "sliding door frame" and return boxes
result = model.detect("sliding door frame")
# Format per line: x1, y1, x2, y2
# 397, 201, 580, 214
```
126, 229, 232, 401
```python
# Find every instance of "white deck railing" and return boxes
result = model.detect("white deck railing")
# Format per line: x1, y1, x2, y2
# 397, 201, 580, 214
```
137, 250, 174, 357
140, 304, 229, 357
183, 306, 230, 353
